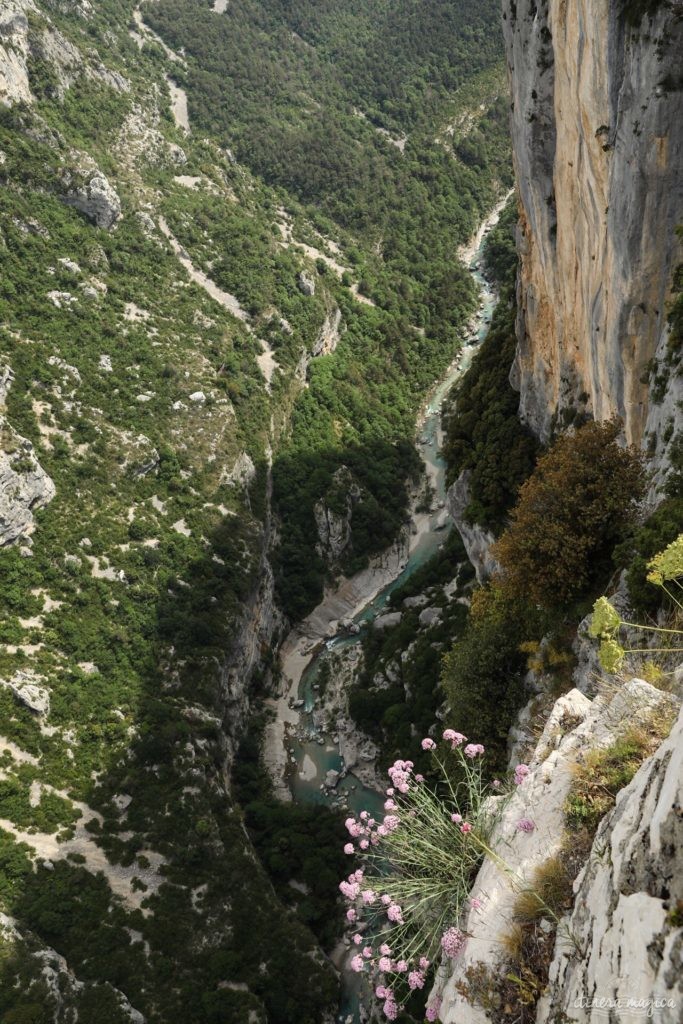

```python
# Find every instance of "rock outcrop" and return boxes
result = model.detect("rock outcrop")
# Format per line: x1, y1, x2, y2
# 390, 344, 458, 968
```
314, 467, 361, 562
1, 670, 50, 716
433, 678, 681, 1023
445, 470, 498, 583
312, 306, 342, 357
221, 451, 256, 488
503, 0, 683, 461
0, 366, 55, 547
62, 168, 122, 229
0, 1, 129, 108
538, 701, 683, 1024
0, 1, 34, 107
298, 271, 316, 296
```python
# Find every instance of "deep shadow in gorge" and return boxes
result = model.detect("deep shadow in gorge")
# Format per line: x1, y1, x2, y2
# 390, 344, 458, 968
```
0, 439, 426, 1024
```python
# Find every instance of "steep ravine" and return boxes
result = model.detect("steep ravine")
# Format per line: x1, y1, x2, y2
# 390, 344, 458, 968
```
264, 194, 511, 809
260, 197, 510, 1024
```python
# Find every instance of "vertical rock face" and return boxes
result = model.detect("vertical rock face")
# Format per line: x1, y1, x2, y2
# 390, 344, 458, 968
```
538, 701, 683, 1024
0, 1, 35, 107
444, 471, 498, 583
503, 0, 683, 450
431, 680, 681, 1024
0, 366, 55, 547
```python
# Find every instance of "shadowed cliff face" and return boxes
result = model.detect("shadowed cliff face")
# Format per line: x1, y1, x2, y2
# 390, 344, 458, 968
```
503, 0, 683, 453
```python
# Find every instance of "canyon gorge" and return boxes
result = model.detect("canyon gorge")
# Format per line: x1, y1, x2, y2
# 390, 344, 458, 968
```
0, 1, 681, 1023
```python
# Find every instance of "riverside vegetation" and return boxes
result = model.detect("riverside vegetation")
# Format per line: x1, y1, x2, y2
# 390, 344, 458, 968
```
0, 0, 516, 1020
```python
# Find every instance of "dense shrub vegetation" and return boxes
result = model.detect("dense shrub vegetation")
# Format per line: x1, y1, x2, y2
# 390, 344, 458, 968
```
442, 199, 538, 531
0, 0, 514, 1019
441, 422, 647, 768
492, 421, 646, 607
143, 0, 513, 617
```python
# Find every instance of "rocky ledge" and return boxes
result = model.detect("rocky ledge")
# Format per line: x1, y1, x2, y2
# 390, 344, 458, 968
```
433, 676, 682, 1023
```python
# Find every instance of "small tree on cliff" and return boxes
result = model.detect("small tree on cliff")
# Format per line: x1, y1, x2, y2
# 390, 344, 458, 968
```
492, 419, 646, 607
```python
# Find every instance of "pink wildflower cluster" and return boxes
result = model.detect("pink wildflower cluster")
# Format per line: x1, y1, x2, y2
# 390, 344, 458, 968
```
514, 763, 530, 785
338, 742, 492, 1022
426, 996, 442, 1021
388, 758, 414, 794
516, 817, 535, 833
342, 806, 402, 855
441, 926, 467, 959
348, 932, 431, 1018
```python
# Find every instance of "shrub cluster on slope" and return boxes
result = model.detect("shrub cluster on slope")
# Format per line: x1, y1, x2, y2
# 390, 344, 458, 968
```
442, 421, 647, 768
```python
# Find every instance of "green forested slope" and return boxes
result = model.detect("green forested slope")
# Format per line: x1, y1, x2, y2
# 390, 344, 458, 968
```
0, 0, 510, 1020
145, 0, 513, 616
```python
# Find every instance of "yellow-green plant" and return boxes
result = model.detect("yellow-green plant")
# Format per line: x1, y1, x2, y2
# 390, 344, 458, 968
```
589, 535, 683, 673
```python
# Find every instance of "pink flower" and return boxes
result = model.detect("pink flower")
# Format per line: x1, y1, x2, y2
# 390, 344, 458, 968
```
361, 889, 376, 905
344, 843, 354, 855
346, 908, 357, 922
383, 814, 400, 833
516, 817, 535, 833
419, 956, 430, 971
378, 956, 392, 973
381, 894, 392, 906
339, 881, 360, 900
360, 839, 369, 850
460, 822, 473, 834
376, 985, 387, 999
441, 927, 466, 959
388, 760, 412, 793
383, 998, 399, 1021
360, 810, 369, 820
464, 743, 485, 758
514, 763, 530, 785
415, 773, 425, 782
387, 903, 404, 924
443, 729, 467, 747
395, 960, 408, 973
362, 946, 373, 959
426, 996, 442, 1021
421, 737, 436, 750
470, 897, 482, 910
451, 813, 462, 823
492, 779, 502, 789
352, 869, 364, 882
408, 971, 425, 990
352, 934, 362, 945
385, 788, 394, 797
384, 799, 397, 811
380, 943, 392, 956
350, 954, 364, 972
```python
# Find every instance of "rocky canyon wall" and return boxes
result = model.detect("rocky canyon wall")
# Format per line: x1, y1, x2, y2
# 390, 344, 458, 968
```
503, 0, 683, 466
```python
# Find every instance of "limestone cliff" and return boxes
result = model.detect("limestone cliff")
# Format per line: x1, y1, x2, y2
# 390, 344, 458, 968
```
503, 0, 683, 470
0, 366, 55, 547
432, 679, 682, 1023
